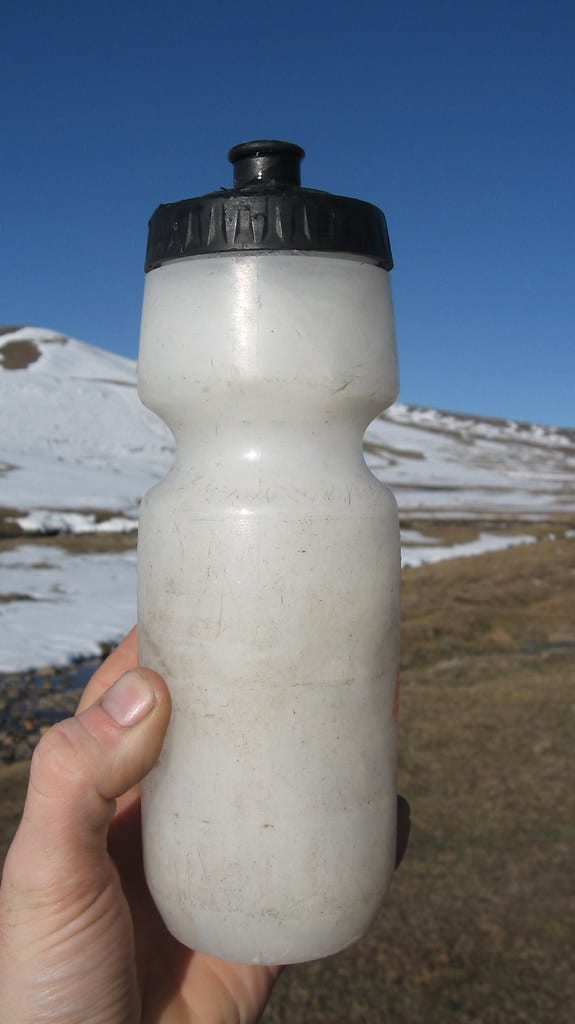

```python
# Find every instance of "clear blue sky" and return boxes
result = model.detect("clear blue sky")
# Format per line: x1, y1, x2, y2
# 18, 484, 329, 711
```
2, 0, 573, 426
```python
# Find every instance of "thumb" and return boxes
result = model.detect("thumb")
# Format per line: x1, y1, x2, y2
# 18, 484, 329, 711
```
3, 668, 171, 895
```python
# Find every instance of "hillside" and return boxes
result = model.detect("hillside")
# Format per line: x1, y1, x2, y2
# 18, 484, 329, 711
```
1, 325, 574, 522
1, 324, 574, 673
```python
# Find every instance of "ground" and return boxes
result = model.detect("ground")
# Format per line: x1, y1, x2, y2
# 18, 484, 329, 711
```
1, 528, 574, 1023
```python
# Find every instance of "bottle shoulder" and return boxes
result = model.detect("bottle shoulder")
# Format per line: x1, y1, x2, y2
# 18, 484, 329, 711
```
137, 253, 398, 423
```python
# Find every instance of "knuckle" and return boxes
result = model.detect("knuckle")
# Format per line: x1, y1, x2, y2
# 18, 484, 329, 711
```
30, 718, 91, 798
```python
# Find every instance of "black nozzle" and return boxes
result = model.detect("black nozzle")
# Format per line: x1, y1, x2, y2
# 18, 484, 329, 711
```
145, 138, 393, 270
228, 140, 305, 188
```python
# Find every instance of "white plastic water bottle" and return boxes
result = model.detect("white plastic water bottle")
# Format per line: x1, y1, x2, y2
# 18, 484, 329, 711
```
137, 140, 400, 965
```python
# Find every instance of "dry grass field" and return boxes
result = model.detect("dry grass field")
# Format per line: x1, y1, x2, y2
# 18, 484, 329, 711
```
1, 527, 574, 1022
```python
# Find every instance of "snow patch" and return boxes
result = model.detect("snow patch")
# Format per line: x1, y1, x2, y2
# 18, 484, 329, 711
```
401, 532, 536, 568
0, 545, 136, 673
12, 510, 138, 535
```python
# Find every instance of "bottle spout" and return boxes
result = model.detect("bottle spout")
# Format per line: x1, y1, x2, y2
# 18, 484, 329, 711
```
228, 139, 305, 188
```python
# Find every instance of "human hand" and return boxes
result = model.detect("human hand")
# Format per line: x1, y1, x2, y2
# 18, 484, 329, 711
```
0, 629, 280, 1023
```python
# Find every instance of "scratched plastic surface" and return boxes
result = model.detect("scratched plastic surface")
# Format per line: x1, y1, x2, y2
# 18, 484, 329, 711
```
137, 251, 400, 964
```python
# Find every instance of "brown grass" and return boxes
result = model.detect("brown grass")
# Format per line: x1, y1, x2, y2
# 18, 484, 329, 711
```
2, 532, 138, 555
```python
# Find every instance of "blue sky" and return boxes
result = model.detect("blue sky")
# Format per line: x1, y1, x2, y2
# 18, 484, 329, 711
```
2, 0, 573, 426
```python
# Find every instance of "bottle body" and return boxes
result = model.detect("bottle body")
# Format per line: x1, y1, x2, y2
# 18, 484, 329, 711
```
137, 252, 400, 964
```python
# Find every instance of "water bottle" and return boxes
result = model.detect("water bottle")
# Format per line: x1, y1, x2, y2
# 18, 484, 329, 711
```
137, 140, 400, 965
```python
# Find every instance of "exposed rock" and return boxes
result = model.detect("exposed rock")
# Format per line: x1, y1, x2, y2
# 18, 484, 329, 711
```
0, 339, 42, 370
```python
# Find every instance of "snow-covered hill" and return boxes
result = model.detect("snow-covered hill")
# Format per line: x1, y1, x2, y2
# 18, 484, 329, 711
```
366, 405, 574, 520
0, 326, 170, 517
1, 325, 573, 673
2, 325, 574, 523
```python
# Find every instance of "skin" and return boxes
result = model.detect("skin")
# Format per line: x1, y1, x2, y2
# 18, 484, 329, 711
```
0, 629, 279, 1023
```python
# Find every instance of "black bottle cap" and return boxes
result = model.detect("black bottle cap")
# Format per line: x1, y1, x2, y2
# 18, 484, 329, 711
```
144, 140, 393, 271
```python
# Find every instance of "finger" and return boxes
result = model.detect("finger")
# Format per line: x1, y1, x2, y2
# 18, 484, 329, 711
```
77, 629, 144, 817
4, 667, 171, 894
177, 955, 281, 1024
76, 626, 138, 713
395, 793, 411, 870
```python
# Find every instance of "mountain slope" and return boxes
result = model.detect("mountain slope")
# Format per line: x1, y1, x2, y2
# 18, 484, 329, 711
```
1, 325, 573, 673
366, 405, 575, 519
1, 325, 574, 522
0, 326, 170, 515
